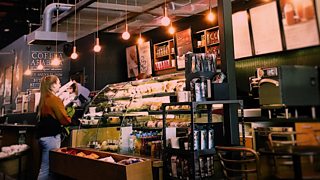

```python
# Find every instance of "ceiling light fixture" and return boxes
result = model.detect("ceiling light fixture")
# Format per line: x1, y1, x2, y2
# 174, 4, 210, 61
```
122, 0, 130, 40
71, 0, 78, 59
93, 0, 101, 52
207, 0, 215, 22
137, 32, 144, 45
51, 3, 61, 66
161, 0, 171, 26
24, 24, 32, 76
168, 22, 175, 35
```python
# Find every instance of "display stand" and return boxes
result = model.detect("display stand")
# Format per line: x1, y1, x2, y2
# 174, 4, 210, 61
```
161, 100, 244, 179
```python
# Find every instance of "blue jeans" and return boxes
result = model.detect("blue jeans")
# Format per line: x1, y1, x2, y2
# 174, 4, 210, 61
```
38, 134, 61, 180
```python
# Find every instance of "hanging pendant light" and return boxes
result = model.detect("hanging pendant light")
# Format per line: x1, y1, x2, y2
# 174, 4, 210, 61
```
24, 66, 32, 76
93, 37, 101, 52
37, 61, 44, 70
51, 53, 61, 66
122, 0, 130, 40
24, 25, 32, 76
122, 24, 130, 40
71, 0, 79, 59
51, 4, 61, 66
161, 0, 171, 26
168, 23, 175, 35
137, 32, 144, 45
93, 0, 101, 52
71, 46, 78, 59
207, 0, 215, 22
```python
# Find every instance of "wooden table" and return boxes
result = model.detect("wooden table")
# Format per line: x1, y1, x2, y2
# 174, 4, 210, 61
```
259, 145, 320, 179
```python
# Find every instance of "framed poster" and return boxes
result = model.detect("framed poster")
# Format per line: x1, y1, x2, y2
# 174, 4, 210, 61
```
3, 65, 13, 105
126, 45, 139, 78
250, 2, 283, 55
232, 11, 253, 59
175, 28, 193, 69
0, 70, 4, 96
138, 41, 152, 76
280, 0, 320, 50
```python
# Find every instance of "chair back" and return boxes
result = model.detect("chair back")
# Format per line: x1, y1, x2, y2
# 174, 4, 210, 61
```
268, 131, 313, 147
215, 146, 260, 180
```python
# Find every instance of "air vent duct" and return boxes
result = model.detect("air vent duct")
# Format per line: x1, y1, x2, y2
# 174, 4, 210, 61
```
27, 3, 72, 45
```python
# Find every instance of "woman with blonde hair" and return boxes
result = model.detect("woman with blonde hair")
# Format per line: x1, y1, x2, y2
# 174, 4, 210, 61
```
37, 75, 71, 180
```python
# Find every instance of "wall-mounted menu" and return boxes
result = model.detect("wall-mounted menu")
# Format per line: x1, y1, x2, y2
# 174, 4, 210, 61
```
280, 0, 320, 50
29, 50, 64, 89
232, 11, 253, 59
175, 28, 193, 69
250, 2, 283, 55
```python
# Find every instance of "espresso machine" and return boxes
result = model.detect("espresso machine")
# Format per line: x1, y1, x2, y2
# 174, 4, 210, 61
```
254, 65, 319, 118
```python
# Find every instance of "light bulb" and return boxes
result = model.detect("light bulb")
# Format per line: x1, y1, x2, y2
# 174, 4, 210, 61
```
37, 62, 44, 70
24, 68, 32, 76
161, 16, 171, 26
122, 31, 130, 40
207, 11, 215, 22
51, 54, 61, 66
168, 25, 175, 34
93, 38, 101, 52
71, 46, 78, 59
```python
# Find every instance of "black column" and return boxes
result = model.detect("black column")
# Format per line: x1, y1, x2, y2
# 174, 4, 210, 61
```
217, 0, 239, 145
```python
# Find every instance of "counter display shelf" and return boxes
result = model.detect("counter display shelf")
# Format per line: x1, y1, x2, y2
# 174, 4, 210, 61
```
50, 147, 153, 180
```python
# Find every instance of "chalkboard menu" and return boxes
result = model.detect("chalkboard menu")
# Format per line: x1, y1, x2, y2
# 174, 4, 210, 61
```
29, 50, 64, 89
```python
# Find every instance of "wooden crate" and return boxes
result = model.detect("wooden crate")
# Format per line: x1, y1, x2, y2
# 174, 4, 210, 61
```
49, 147, 153, 180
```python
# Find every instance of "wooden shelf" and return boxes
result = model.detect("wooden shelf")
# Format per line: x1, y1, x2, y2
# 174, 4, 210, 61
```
154, 39, 176, 75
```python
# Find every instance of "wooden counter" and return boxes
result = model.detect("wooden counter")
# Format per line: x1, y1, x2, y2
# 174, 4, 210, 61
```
50, 147, 153, 180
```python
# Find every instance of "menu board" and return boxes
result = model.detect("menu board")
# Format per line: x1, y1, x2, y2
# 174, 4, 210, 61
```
138, 41, 152, 76
175, 28, 193, 69
29, 50, 64, 89
232, 11, 253, 59
175, 28, 193, 56
250, 2, 283, 55
279, 0, 320, 50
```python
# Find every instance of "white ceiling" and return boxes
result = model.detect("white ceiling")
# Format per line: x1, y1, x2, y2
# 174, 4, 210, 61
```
47, 0, 217, 42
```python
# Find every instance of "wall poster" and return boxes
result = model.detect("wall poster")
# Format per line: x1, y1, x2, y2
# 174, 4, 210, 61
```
280, 0, 320, 50
0, 70, 4, 97
3, 65, 13, 105
232, 11, 253, 59
138, 41, 152, 76
175, 28, 193, 69
249, 2, 283, 55
126, 45, 139, 78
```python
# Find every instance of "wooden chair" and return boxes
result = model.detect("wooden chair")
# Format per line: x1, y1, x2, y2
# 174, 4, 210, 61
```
268, 131, 320, 179
215, 146, 261, 180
